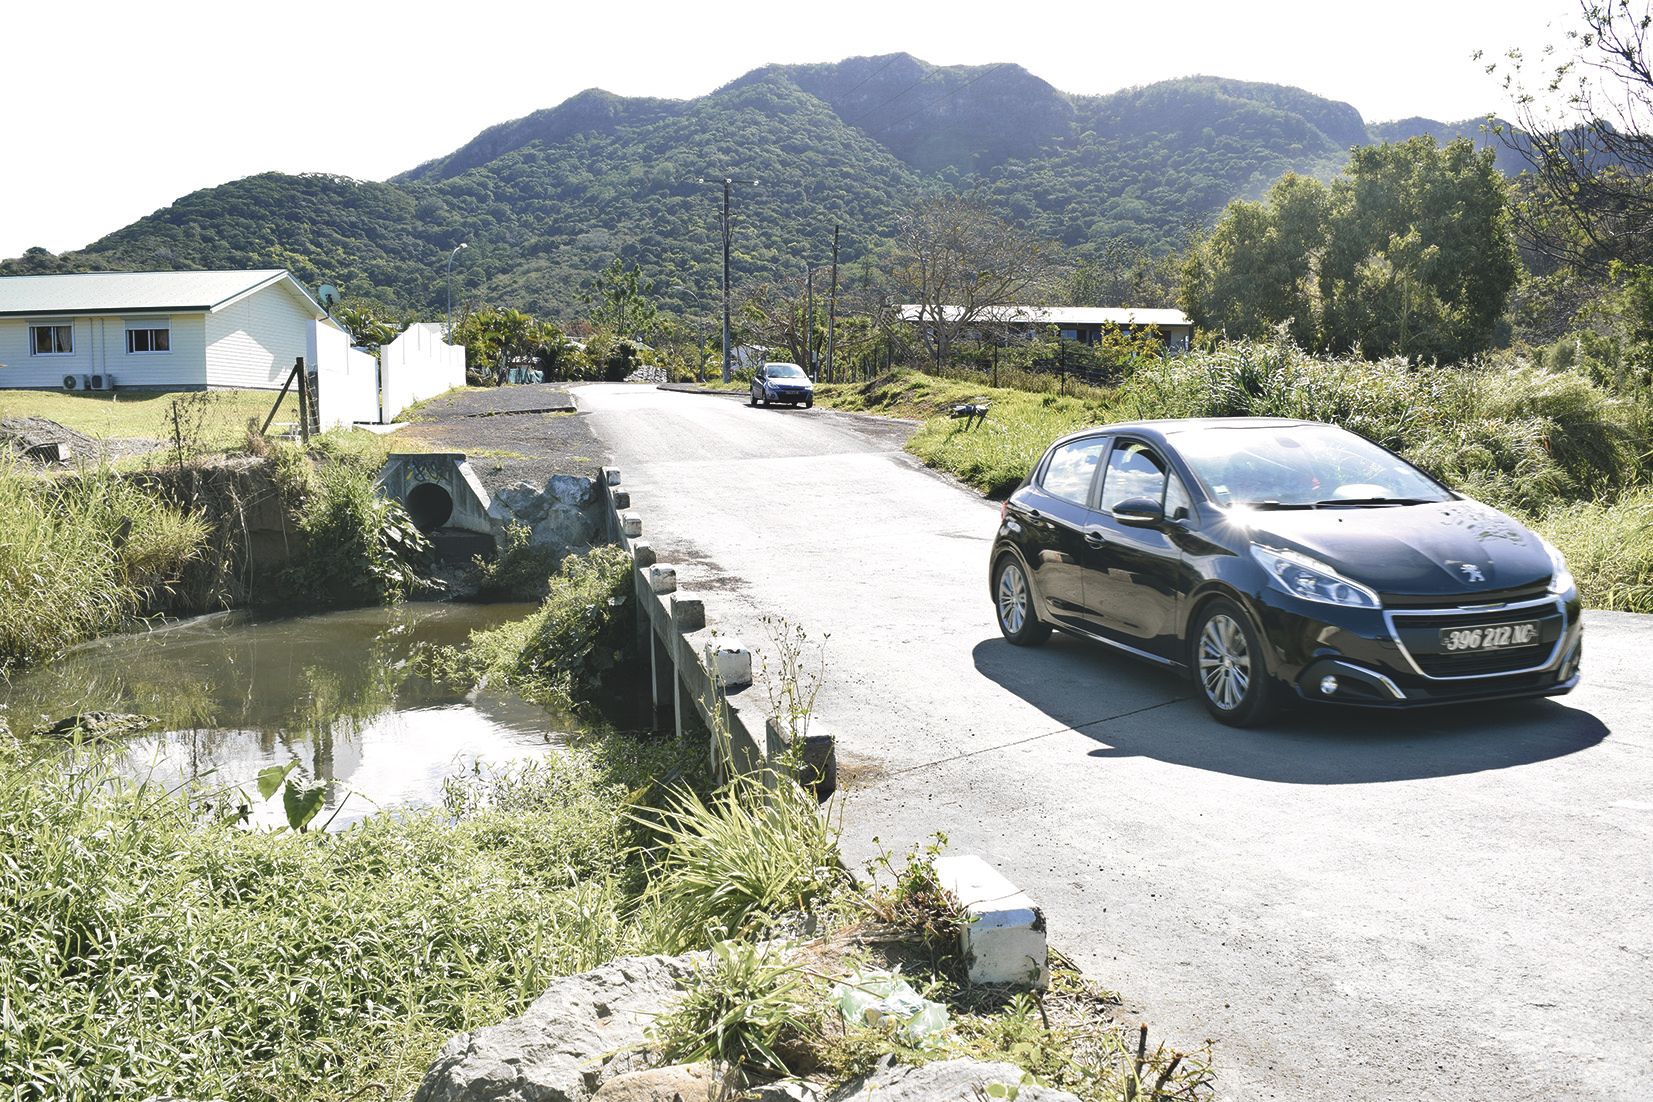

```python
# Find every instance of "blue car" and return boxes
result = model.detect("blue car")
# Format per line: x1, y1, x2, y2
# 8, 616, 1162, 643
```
750, 362, 814, 408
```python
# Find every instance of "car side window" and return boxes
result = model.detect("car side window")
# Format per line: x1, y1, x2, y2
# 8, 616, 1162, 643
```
1040, 438, 1107, 507
1165, 473, 1193, 521
1100, 441, 1169, 512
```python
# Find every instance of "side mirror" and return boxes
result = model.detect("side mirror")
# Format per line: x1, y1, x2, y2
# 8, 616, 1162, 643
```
1110, 496, 1164, 527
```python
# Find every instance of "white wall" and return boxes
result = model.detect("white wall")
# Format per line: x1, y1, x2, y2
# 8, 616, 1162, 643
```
379, 322, 464, 422
308, 320, 379, 429
0, 313, 207, 389
204, 282, 321, 388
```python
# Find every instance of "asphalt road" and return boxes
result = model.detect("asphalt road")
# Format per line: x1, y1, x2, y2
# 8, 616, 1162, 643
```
575, 382, 1653, 1102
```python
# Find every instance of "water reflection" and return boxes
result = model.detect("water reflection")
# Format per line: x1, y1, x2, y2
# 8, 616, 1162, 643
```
5, 604, 572, 828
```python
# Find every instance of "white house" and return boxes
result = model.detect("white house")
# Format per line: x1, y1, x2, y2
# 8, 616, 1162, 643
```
0, 269, 471, 428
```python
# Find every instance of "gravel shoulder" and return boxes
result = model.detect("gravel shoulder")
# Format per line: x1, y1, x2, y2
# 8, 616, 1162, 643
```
392, 385, 601, 494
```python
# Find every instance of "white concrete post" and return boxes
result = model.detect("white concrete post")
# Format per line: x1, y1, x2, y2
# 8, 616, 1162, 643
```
932, 855, 1049, 989
704, 639, 752, 690
648, 564, 677, 594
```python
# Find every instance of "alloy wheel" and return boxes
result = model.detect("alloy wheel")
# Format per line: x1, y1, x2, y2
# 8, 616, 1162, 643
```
998, 564, 1028, 634
1198, 613, 1251, 711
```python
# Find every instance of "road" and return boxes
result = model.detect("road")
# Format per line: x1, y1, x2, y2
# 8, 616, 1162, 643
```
575, 383, 1653, 1102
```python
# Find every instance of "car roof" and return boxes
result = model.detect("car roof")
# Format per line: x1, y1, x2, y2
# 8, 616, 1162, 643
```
1048, 416, 1321, 450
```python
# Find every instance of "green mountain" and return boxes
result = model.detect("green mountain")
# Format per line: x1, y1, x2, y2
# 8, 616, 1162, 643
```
0, 56, 1512, 319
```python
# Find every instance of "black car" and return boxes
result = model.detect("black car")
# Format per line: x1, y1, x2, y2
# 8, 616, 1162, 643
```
989, 418, 1582, 726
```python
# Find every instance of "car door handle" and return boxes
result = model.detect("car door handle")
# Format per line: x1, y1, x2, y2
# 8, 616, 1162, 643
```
1084, 528, 1107, 547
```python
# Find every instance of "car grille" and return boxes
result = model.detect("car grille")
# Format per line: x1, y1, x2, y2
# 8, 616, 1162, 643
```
1387, 601, 1565, 679
1381, 582, 1551, 609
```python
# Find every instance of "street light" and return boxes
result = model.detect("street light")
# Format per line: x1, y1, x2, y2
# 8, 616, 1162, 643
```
445, 243, 468, 339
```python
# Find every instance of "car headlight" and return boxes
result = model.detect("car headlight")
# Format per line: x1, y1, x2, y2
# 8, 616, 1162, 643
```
1539, 536, 1575, 595
1252, 546, 1381, 608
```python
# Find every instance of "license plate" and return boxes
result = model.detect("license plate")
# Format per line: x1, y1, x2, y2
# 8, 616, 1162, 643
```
1439, 621, 1540, 652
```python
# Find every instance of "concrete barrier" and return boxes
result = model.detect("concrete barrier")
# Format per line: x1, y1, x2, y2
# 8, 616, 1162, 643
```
932, 855, 1048, 989
597, 467, 774, 781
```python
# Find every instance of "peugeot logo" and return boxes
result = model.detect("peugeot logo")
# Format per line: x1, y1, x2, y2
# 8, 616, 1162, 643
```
1459, 563, 1486, 583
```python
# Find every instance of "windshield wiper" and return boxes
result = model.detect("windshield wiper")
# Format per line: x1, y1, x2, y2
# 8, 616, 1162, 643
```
1232, 500, 1315, 510
1313, 497, 1433, 507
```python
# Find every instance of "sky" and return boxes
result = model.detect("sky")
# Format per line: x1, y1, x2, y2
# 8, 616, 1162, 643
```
0, 0, 1577, 261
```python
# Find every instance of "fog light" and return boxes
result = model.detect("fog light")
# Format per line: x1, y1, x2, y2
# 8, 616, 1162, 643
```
1319, 675, 1340, 696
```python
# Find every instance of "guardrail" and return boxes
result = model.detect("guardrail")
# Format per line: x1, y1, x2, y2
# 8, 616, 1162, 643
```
595, 465, 833, 788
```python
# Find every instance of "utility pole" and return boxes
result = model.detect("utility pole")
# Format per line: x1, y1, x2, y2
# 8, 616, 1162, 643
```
805, 263, 814, 376
826, 224, 840, 383
721, 180, 732, 382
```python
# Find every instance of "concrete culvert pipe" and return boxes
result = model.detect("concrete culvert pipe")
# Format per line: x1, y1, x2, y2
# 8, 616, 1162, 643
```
405, 482, 454, 532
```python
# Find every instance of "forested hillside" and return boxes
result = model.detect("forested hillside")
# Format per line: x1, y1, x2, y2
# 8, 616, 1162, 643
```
0, 55, 1508, 319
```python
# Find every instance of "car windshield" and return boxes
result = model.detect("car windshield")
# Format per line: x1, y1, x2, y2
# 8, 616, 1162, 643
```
1172, 424, 1451, 508
765, 364, 806, 379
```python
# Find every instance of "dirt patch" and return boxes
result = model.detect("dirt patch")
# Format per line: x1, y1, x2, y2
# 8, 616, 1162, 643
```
394, 388, 604, 495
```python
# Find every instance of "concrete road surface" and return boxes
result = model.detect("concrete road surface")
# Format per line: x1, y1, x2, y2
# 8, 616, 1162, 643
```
575, 383, 1652, 1102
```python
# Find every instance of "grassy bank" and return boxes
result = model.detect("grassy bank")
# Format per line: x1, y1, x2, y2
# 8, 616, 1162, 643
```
0, 438, 427, 676
0, 388, 301, 453
814, 342, 1653, 612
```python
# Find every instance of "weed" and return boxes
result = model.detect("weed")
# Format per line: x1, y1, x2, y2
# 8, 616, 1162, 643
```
283, 461, 431, 606
650, 939, 819, 1078
632, 772, 845, 954
474, 522, 561, 601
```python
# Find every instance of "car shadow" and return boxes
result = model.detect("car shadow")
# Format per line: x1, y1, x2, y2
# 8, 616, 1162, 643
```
971, 634, 1609, 785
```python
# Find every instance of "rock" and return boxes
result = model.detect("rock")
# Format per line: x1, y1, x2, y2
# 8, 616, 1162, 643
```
33, 711, 158, 739
531, 504, 599, 551
589, 1063, 727, 1101
547, 474, 596, 507
413, 954, 699, 1102
825, 1059, 1080, 1102
492, 481, 552, 525
747, 1082, 823, 1102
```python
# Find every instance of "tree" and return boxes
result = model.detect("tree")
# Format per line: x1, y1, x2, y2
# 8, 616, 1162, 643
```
1486, 0, 1653, 273
1181, 173, 1329, 348
891, 195, 1052, 367
1183, 140, 1517, 361
1319, 138, 1518, 361
582, 258, 660, 342
334, 301, 399, 352
452, 306, 565, 385
738, 272, 823, 370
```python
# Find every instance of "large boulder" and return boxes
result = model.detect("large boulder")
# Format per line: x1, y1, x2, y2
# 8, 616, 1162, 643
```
531, 504, 599, 551
547, 474, 596, 508
413, 954, 699, 1102
589, 1063, 729, 1101
488, 481, 553, 526
826, 1059, 1081, 1101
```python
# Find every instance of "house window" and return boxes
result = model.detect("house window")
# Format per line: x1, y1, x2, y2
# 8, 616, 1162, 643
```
29, 324, 73, 355
126, 324, 171, 354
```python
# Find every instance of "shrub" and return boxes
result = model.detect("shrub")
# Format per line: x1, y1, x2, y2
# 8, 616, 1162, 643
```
474, 522, 561, 601
283, 462, 430, 606
421, 544, 636, 712
1534, 488, 1653, 613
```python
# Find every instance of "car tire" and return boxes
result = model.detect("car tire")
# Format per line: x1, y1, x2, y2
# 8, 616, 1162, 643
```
749, 387, 758, 407
1190, 597, 1279, 727
805, 397, 814, 408
761, 392, 770, 407
994, 555, 1051, 646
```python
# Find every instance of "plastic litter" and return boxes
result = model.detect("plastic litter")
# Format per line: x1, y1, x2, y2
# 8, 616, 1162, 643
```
829, 968, 950, 1044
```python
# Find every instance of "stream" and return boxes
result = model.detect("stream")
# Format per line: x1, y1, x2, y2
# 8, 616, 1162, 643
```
4, 603, 575, 829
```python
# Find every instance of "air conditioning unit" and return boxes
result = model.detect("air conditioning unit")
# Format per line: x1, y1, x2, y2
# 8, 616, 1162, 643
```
102, 373, 115, 390
88, 374, 106, 391
62, 374, 79, 390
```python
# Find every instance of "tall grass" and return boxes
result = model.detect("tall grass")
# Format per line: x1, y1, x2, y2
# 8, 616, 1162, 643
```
818, 341, 1653, 610
0, 736, 691, 1102
0, 463, 208, 673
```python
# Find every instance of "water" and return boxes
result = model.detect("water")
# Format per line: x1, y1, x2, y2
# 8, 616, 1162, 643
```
4, 603, 576, 829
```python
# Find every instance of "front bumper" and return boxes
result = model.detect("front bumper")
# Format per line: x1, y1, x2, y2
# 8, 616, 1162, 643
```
1253, 588, 1584, 707
762, 388, 812, 402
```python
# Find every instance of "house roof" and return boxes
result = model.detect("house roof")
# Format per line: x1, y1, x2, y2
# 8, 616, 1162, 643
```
896, 304, 1192, 328
0, 269, 329, 319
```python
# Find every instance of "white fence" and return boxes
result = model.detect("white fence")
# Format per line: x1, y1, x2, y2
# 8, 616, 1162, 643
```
308, 320, 380, 428
380, 323, 465, 422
